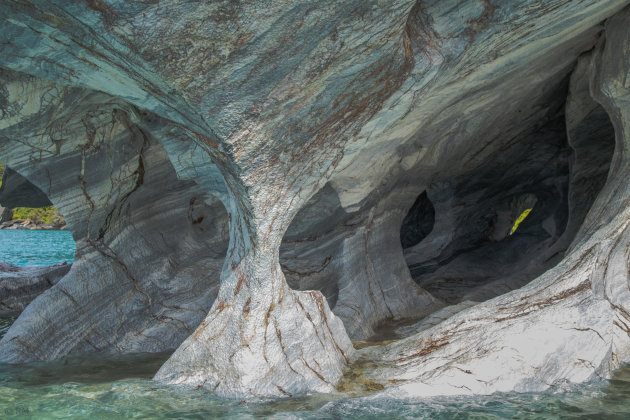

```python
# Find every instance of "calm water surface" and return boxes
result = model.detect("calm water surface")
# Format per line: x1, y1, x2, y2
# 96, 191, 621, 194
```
1, 230, 630, 418
0, 230, 75, 266
1, 356, 630, 419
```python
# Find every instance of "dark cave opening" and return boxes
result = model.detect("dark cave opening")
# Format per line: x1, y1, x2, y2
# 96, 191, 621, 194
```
278, 60, 617, 344
400, 104, 615, 306
278, 101, 616, 343
400, 191, 435, 249
280, 183, 348, 310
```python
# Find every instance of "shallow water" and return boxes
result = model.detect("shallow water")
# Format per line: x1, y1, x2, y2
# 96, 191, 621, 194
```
0, 230, 75, 267
2, 231, 630, 418
0, 353, 629, 419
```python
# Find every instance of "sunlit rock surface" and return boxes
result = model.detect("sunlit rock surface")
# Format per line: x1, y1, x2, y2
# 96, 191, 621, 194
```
1, 0, 629, 399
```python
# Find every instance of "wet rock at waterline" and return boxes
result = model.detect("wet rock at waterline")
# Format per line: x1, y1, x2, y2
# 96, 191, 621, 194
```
0, 262, 71, 317
1, 0, 630, 400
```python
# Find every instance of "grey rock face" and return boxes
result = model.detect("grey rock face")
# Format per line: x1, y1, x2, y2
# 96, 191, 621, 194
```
0, 0, 630, 400
280, 184, 442, 341
0, 78, 228, 360
345, 10, 630, 397
0, 206, 11, 223
0, 262, 71, 317
0, 167, 52, 209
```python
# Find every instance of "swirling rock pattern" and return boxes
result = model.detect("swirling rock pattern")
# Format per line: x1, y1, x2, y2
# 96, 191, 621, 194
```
0, 0, 629, 399
0, 262, 71, 317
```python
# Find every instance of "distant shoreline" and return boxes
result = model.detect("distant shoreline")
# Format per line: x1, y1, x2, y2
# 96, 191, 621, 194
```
0, 220, 67, 231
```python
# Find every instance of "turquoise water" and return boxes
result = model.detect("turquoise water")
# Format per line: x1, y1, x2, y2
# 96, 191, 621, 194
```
0, 354, 629, 419
0, 230, 75, 267
1, 231, 630, 418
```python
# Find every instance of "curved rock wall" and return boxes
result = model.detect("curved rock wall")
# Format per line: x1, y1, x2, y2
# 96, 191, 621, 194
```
0, 167, 52, 208
0, 74, 228, 360
281, 184, 441, 341
349, 13, 630, 397
0, 263, 71, 317
0, 0, 629, 400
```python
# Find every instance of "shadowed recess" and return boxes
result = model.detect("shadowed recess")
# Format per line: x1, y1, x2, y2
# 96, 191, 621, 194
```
402, 104, 615, 305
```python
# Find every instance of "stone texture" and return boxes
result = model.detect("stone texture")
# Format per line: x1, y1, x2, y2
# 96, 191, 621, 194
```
280, 184, 442, 341
347, 10, 630, 397
0, 206, 11, 223
0, 167, 52, 209
0, 77, 228, 360
0, 262, 71, 317
0, 0, 629, 401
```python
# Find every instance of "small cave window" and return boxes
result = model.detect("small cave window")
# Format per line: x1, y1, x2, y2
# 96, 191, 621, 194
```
0, 164, 67, 232
400, 191, 435, 249
279, 184, 349, 310
402, 99, 615, 309
0, 164, 75, 338
0, 164, 74, 264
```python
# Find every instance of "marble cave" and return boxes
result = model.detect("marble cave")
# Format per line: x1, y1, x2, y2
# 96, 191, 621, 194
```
1, 0, 630, 402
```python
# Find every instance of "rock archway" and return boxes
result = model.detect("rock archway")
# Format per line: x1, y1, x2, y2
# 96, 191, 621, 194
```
0, 168, 73, 318
346, 19, 630, 397
0, 76, 228, 360
401, 102, 614, 306
1, 0, 630, 401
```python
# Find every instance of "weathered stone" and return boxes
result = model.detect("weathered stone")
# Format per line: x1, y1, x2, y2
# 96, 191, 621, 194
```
0, 78, 228, 360
0, 0, 629, 401
348, 10, 630, 397
0, 206, 11, 223
0, 167, 52, 209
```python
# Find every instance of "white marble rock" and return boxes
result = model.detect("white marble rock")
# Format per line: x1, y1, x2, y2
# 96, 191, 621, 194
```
0, 0, 629, 400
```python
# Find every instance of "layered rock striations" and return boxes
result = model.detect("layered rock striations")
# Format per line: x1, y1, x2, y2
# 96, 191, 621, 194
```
0, 262, 71, 317
0, 77, 228, 358
0, 167, 53, 209
0, 0, 629, 400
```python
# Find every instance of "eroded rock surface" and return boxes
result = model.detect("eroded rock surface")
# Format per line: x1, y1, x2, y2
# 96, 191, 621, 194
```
347, 10, 630, 397
0, 78, 228, 360
0, 262, 71, 317
0, 0, 629, 400
0, 167, 52, 209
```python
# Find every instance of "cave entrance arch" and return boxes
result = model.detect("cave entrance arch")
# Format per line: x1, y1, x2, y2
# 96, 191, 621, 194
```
279, 182, 442, 342
0, 123, 231, 361
279, 101, 615, 345
0, 165, 75, 337
401, 103, 615, 307
280, 183, 348, 311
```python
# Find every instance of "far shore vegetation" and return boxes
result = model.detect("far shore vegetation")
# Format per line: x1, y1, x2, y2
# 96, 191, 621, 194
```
0, 163, 65, 226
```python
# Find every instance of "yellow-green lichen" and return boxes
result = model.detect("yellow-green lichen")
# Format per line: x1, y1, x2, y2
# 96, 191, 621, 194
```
510, 208, 532, 235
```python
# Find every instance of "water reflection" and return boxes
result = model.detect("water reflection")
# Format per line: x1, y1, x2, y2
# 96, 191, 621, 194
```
0, 351, 629, 419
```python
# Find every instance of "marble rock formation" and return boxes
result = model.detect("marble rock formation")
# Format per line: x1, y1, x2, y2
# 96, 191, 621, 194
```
0, 167, 53, 209
0, 0, 629, 400
0, 262, 71, 317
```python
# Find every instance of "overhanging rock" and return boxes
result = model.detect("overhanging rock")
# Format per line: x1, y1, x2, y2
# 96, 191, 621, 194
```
0, 0, 629, 400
